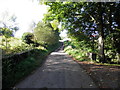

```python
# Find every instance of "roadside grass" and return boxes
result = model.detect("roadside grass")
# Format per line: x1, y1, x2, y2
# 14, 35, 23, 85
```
64, 42, 120, 67
95, 62, 120, 66
64, 46, 90, 62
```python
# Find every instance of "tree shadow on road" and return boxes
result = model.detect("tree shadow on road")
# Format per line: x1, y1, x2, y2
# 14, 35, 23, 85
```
75, 61, 120, 88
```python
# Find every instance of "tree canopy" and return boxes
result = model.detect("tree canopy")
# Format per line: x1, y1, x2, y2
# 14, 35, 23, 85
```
43, 2, 120, 63
34, 22, 60, 45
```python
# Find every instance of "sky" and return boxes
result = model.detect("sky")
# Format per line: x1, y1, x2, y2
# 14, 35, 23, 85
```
0, 0, 48, 38
59, 29, 68, 38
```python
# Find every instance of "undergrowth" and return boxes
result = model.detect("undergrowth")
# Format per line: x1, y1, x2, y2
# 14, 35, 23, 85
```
2, 42, 61, 88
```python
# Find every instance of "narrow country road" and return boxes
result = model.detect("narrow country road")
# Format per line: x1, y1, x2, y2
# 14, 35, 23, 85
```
15, 48, 98, 88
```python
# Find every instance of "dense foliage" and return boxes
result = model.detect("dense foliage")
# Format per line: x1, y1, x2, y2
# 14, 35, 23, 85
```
64, 40, 93, 61
2, 18, 61, 88
3, 42, 61, 88
0, 36, 34, 57
22, 32, 34, 44
0, 18, 59, 88
0, 27, 13, 37
43, 2, 120, 63
2, 1, 120, 89
34, 22, 60, 45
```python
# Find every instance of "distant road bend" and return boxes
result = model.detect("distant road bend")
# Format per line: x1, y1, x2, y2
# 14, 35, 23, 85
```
15, 46, 98, 88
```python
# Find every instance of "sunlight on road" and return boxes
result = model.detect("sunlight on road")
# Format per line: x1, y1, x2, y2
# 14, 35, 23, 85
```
15, 49, 97, 88
51, 51, 67, 55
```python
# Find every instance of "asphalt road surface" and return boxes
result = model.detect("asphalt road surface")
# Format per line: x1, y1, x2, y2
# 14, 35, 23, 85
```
15, 49, 98, 88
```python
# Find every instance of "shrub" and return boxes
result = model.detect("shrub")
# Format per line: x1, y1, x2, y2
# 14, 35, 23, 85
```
22, 32, 34, 45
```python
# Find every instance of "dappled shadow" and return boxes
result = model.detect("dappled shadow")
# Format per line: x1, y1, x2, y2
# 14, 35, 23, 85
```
15, 50, 97, 88
76, 61, 120, 88
43, 51, 83, 73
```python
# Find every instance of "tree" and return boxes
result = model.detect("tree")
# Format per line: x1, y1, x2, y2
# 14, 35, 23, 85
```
22, 32, 34, 44
0, 27, 13, 50
0, 27, 13, 37
0, 13, 19, 34
34, 22, 59, 45
43, 2, 120, 63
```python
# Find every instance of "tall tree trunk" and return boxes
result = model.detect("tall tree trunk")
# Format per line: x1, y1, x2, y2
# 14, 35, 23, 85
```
98, 3, 105, 63
98, 28, 105, 63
